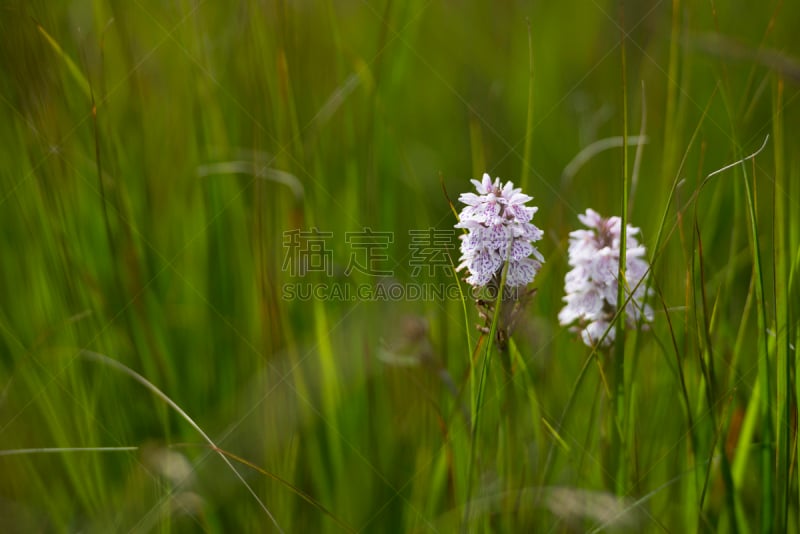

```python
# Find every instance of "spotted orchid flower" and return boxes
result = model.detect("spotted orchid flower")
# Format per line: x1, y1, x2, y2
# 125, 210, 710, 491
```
558, 209, 653, 347
455, 173, 544, 288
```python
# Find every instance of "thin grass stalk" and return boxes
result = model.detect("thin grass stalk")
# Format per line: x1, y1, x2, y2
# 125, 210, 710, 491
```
611, 1, 629, 495
742, 153, 775, 533
661, 0, 681, 185
771, 76, 790, 534
462, 244, 512, 531
689, 219, 722, 529
520, 18, 534, 191
79, 350, 284, 532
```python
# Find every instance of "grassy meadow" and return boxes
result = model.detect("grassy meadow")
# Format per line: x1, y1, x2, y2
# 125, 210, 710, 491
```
1, 0, 800, 532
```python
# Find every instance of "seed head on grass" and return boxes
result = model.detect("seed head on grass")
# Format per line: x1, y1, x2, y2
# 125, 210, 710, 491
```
558, 208, 653, 347
455, 173, 544, 349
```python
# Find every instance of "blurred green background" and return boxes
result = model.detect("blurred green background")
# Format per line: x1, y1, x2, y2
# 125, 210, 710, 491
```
1, 0, 799, 532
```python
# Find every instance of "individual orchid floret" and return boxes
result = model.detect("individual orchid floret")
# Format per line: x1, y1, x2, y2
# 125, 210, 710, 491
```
558, 208, 653, 348
455, 173, 544, 288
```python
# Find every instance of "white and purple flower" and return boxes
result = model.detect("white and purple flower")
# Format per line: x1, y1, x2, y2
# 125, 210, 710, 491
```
558, 209, 653, 347
455, 173, 544, 288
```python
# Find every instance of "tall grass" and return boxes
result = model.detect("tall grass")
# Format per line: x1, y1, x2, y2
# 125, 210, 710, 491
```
1, 0, 799, 531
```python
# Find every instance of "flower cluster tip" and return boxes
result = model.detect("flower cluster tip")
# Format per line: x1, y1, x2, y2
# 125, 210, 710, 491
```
455, 173, 544, 288
558, 208, 653, 347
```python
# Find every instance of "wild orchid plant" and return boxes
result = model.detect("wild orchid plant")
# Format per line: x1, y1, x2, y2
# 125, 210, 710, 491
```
558, 208, 653, 347
456, 173, 545, 526
455, 173, 544, 349
454, 177, 653, 351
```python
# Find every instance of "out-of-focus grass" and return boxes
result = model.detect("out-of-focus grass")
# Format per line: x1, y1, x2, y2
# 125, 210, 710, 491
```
0, 0, 799, 532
